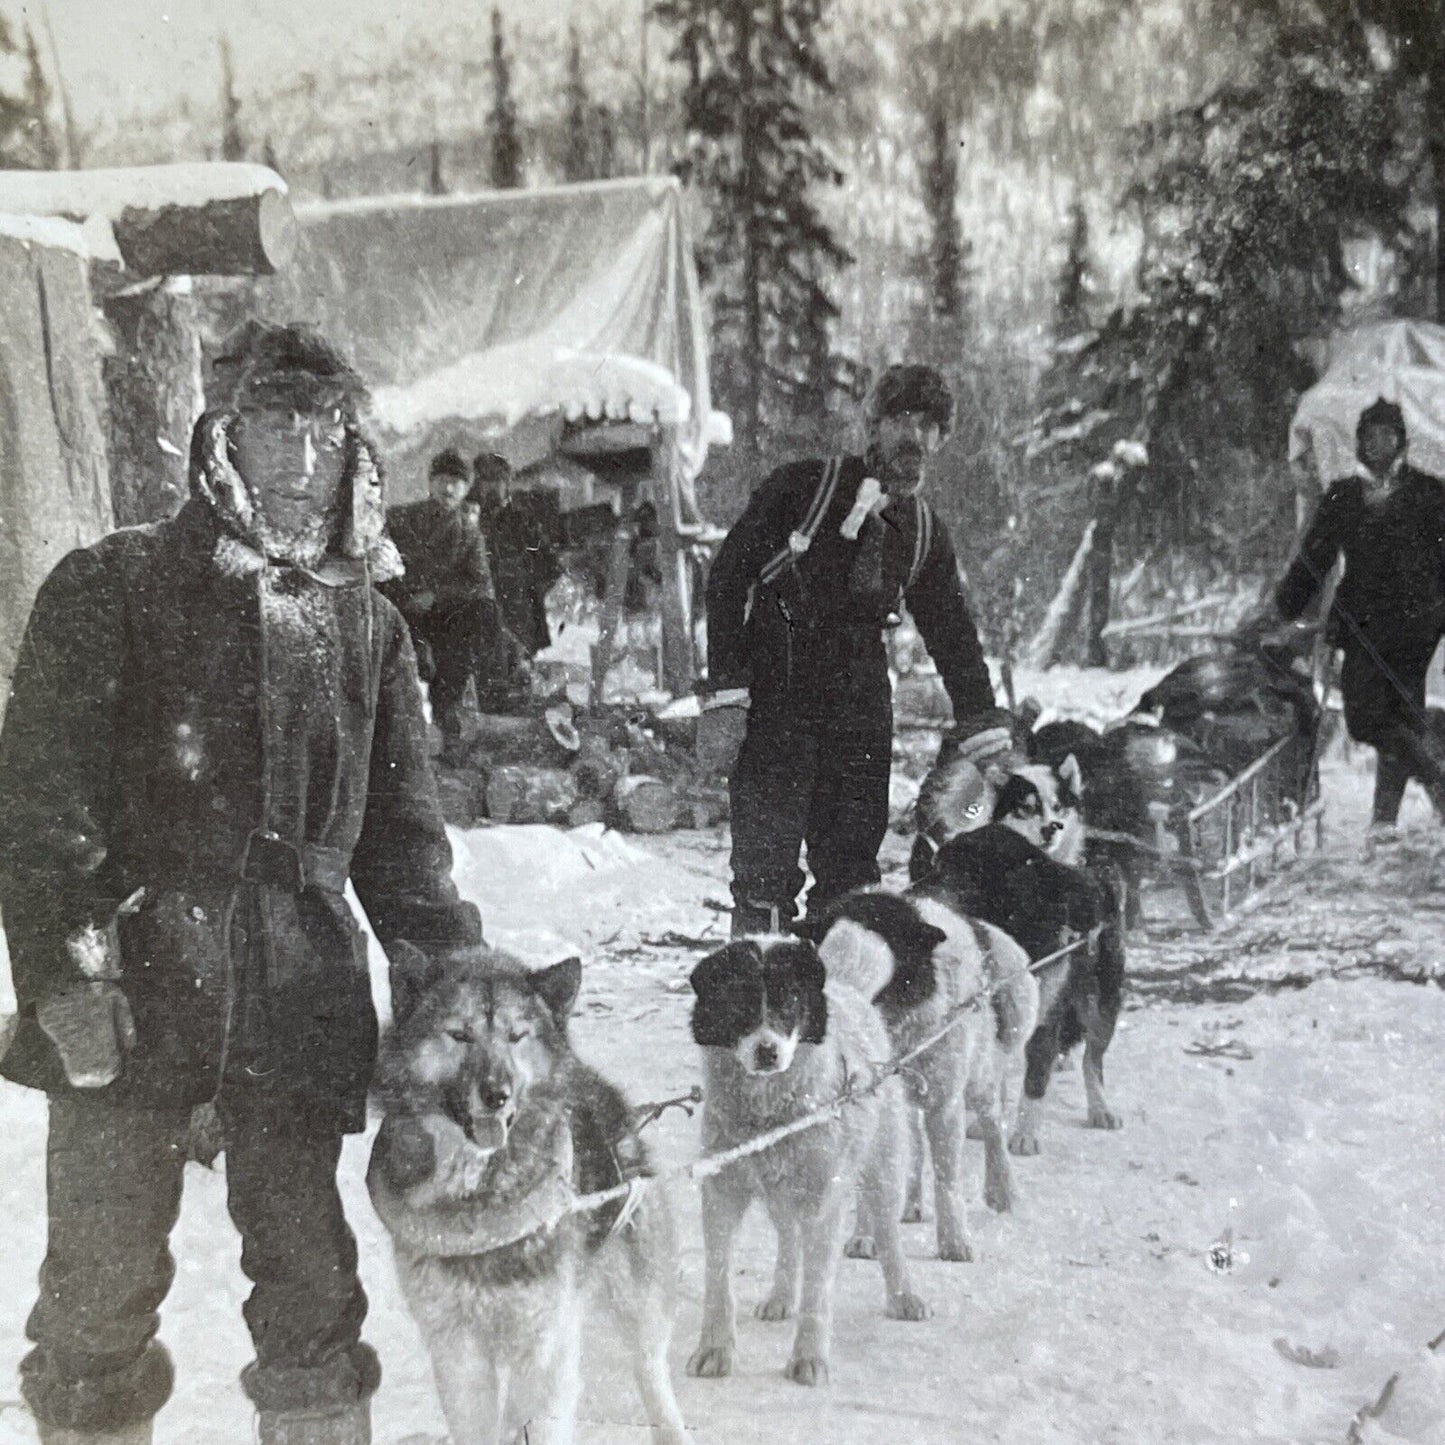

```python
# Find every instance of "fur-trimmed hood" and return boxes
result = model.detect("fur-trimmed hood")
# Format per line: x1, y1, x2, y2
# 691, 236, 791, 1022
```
188, 408, 404, 584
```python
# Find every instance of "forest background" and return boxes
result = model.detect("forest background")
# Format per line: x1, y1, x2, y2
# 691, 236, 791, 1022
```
2, 0, 1442, 661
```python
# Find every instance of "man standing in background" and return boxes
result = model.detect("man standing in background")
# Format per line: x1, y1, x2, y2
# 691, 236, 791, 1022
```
386, 448, 516, 759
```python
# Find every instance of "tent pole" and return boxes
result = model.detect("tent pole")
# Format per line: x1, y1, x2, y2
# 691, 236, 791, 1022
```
590, 485, 637, 711
653, 432, 694, 695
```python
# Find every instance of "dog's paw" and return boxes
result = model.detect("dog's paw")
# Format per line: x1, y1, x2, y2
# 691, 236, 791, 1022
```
686, 1344, 735, 1378
984, 1175, 1014, 1214
1008, 1129, 1041, 1157
756, 1296, 793, 1322
937, 1237, 975, 1263
1087, 1103, 1124, 1130
844, 1233, 878, 1260
785, 1355, 830, 1387
888, 1291, 931, 1321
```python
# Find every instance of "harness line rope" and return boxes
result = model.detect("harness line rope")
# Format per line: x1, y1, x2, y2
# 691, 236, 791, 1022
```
569, 929, 1097, 1226
386, 929, 1097, 1257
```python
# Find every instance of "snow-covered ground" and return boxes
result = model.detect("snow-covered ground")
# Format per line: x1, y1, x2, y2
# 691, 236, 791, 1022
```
3, 745, 1445, 1444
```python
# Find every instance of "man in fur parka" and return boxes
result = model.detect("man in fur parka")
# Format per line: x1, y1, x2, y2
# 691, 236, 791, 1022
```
0, 323, 482, 1445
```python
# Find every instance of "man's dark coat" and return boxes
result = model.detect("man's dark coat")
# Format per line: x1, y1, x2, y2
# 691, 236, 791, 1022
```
1275, 466, 1445, 745
706, 454, 995, 721
0, 484, 481, 1130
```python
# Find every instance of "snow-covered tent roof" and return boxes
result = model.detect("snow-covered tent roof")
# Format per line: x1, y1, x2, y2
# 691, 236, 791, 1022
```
1290, 319, 1445, 483
267, 176, 728, 507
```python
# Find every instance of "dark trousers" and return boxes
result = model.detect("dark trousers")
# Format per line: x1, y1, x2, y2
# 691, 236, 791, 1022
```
728, 705, 892, 930
411, 600, 509, 739
1340, 635, 1445, 824
21, 1092, 377, 1432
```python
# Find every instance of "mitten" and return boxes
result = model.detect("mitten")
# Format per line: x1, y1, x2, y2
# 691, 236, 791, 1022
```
697, 690, 750, 778
36, 981, 136, 1089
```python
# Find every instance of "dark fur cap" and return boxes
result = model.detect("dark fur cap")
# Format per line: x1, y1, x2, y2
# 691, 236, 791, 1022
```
690, 937, 828, 1047
208, 321, 370, 418
472, 451, 513, 487
866, 363, 955, 437
429, 447, 470, 482
1356, 396, 1406, 442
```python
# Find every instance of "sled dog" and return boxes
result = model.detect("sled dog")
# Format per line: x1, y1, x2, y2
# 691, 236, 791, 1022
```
918, 761, 1126, 1155
687, 934, 929, 1387
817, 890, 1038, 1260
367, 944, 688, 1445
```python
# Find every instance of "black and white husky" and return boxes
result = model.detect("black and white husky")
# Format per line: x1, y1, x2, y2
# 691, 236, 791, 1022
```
687, 934, 930, 1387
916, 757, 1127, 1154
816, 891, 1038, 1261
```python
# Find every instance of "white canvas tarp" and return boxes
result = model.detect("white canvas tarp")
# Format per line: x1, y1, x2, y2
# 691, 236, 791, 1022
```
265, 177, 726, 507
1290, 319, 1445, 483
0, 218, 112, 720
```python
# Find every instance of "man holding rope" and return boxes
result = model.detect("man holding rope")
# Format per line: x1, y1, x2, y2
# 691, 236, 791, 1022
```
1263, 397, 1445, 835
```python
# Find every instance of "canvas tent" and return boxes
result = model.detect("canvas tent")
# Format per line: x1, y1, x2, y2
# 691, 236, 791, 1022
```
0, 215, 113, 720
1290, 319, 1445, 485
260, 175, 728, 693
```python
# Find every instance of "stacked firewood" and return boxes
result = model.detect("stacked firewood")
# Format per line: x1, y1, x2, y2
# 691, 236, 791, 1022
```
435, 706, 728, 833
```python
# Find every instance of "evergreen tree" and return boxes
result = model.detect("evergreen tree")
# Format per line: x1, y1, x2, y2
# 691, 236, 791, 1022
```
23, 26, 58, 169
656, 0, 853, 454
219, 36, 244, 162
1053, 200, 1093, 339
488, 8, 522, 189
564, 25, 593, 182
0, 20, 30, 167
921, 100, 967, 328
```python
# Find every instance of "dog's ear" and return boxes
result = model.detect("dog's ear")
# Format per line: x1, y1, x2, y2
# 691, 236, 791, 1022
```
982, 758, 1012, 790
1059, 753, 1084, 800
533, 957, 583, 1027
690, 940, 760, 1000
388, 940, 445, 1029
690, 941, 762, 1046
913, 920, 949, 952
790, 939, 830, 1046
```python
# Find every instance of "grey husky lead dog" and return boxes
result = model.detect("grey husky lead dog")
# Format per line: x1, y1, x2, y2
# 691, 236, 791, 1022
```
687, 934, 929, 1388
367, 944, 688, 1445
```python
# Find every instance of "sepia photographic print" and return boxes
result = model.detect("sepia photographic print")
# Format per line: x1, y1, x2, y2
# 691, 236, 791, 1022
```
1, 2, 1444, 1442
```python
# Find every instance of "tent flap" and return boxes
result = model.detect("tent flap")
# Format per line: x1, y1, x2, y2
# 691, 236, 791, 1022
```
266, 177, 723, 508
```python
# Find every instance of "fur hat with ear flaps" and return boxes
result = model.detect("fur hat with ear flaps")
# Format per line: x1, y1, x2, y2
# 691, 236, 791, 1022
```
190, 322, 402, 581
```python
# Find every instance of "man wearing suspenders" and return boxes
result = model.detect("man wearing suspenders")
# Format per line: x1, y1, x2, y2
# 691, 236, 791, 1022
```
703, 364, 1011, 938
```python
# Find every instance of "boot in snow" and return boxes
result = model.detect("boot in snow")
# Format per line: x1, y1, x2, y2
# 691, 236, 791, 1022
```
256, 1402, 371, 1445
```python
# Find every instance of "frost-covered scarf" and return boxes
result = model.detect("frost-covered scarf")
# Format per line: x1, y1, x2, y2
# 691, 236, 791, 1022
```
189, 409, 403, 583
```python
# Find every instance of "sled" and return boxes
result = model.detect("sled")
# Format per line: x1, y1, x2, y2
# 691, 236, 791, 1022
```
1088, 618, 1336, 933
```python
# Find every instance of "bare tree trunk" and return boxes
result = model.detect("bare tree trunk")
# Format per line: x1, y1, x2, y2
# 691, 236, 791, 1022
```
1085, 474, 1118, 667
1430, 26, 1445, 324
101, 284, 202, 526
738, 1, 761, 455
1023, 520, 1095, 670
